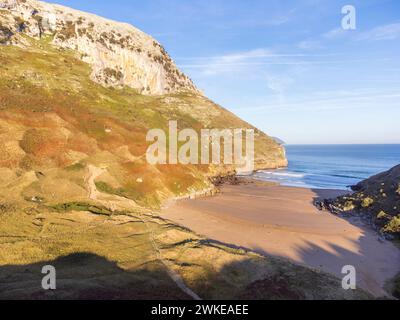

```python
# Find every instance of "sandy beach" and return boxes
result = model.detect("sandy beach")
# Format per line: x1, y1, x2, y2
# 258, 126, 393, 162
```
161, 180, 400, 297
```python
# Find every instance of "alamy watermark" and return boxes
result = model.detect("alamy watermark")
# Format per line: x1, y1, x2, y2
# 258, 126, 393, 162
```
341, 265, 356, 290
146, 121, 255, 173
41, 265, 56, 290
342, 5, 357, 30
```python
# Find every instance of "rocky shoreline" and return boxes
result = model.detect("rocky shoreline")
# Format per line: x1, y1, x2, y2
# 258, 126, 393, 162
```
314, 164, 400, 241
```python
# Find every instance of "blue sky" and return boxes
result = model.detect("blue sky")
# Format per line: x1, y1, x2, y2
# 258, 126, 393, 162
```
50, 0, 400, 144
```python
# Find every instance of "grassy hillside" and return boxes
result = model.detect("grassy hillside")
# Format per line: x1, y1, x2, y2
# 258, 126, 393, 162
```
0, 35, 286, 208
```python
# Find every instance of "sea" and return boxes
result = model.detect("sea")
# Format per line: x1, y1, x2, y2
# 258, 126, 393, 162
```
254, 144, 400, 190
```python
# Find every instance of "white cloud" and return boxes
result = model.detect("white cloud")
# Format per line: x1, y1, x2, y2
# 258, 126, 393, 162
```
235, 91, 400, 114
322, 27, 347, 39
357, 23, 400, 41
178, 49, 274, 75
266, 75, 294, 94
321, 23, 400, 42
297, 40, 323, 50
179, 57, 385, 74
218, 49, 274, 63
265, 74, 296, 105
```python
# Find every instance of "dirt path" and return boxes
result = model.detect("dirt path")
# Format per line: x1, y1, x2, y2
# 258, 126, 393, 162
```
87, 165, 105, 201
86, 165, 201, 300
140, 214, 201, 300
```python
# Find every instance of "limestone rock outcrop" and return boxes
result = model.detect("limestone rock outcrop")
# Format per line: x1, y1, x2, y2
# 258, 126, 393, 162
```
0, 0, 198, 95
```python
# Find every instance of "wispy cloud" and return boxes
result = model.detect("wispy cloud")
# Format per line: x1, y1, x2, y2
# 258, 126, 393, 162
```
266, 74, 296, 104
322, 27, 347, 39
357, 23, 400, 41
296, 21, 400, 55
235, 91, 400, 114
213, 49, 274, 63
176, 51, 334, 61
321, 22, 400, 42
178, 49, 273, 75
266, 75, 294, 93
179, 56, 389, 74
297, 40, 324, 50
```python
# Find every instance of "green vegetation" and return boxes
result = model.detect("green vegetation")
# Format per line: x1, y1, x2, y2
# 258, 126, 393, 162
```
377, 211, 387, 219
14, 16, 26, 31
51, 202, 112, 215
56, 21, 76, 41
95, 181, 126, 197
65, 162, 86, 172
322, 165, 400, 239
102, 67, 124, 83
0, 203, 15, 215
0, 23, 13, 44
361, 197, 374, 208
383, 216, 400, 234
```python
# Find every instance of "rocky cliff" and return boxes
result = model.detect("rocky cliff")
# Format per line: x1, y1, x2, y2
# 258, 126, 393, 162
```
316, 165, 400, 239
0, 0, 198, 95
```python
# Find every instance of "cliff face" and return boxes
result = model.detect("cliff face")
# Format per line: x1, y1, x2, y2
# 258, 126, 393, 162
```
0, 0, 198, 95
317, 165, 400, 239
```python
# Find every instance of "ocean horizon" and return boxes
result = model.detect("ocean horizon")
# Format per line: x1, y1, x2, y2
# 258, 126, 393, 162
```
254, 144, 400, 190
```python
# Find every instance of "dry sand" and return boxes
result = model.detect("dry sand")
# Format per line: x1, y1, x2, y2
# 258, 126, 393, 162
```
161, 180, 400, 297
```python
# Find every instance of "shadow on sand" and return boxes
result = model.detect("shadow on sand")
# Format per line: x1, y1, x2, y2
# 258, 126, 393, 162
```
286, 188, 399, 297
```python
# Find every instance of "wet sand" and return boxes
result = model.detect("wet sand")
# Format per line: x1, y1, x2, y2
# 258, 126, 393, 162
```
161, 181, 400, 297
